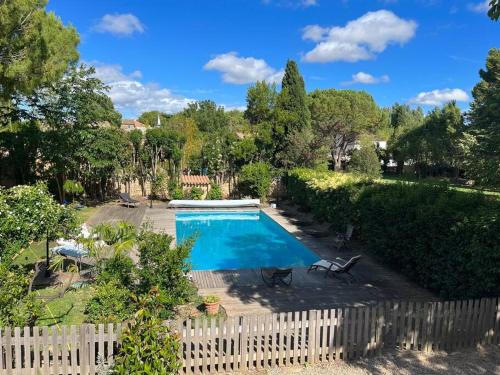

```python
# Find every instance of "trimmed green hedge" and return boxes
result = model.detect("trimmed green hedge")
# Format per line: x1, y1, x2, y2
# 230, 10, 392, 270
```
287, 168, 500, 299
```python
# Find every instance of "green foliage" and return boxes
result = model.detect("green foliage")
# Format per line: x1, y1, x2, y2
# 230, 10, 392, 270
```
0, 264, 42, 327
287, 168, 500, 298
85, 281, 133, 324
203, 295, 220, 304
467, 48, 500, 186
347, 137, 382, 178
0, 183, 78, 263
112, 289, 181, 375
96, 254, 136, 288
138, 111, 170, 127
392, 102, 464, 178
238, 162, 272, 199
171, 187, 184, 200
137, 231, 195, 314
0, 0, 79, 104
278, 60, 310, 131
183, 100, 228, 133
308, 89, 382, 170
187, 186, 204, 200
63, 180, 84, 195
245, 81, 277, 125
488, 0, 499, 20
207, 184, 223, 200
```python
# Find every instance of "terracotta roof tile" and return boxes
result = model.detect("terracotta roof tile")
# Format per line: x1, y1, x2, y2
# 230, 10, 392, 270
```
181, 175, 210, 185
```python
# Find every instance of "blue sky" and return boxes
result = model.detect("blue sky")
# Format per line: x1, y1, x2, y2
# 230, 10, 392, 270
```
48, 0, 498, 118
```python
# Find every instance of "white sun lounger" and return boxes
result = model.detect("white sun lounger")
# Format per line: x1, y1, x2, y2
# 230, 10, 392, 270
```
168, 199, 260, 208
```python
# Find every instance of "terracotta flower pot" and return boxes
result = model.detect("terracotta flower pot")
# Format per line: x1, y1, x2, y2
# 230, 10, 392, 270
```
204, 301, 220, 315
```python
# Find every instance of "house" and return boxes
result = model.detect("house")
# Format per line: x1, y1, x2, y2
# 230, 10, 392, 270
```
121, 119, 147, 133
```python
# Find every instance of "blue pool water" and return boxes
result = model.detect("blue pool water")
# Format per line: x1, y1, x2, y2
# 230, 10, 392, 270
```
176, 211, 320, 271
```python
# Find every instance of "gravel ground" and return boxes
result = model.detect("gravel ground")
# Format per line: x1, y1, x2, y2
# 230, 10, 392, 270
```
226, 346, 500, 375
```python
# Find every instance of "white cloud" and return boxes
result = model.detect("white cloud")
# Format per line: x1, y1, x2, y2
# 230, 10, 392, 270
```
204, 52, 284, 84
92, 62, 193, 115
467, 1, 490, 13
409, 88, 469, 106
263, 0, 318, 7
302, 10, 417, 63
94, 14, 145, 36
344, 72, 390, 85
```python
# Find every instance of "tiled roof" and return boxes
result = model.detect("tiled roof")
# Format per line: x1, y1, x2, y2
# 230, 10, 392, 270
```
181, 175, 210, 185
121, 119, 146, 128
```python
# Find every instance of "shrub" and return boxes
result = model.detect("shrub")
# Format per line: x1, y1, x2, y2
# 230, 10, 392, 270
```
347, 137, 382, 178
187, 186, 204, 200
207, 183, 222, 200
287, 168, 500, 298
96, 254, 136, 288
137, 231, 196, 315
112, 289, 181, 374
171, 187, 184, 200
238, 162, 272, 200
0, 264, 42, 326
85, 281, 133, 324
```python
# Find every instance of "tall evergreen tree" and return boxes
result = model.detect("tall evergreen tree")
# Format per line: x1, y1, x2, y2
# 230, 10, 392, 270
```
467, 48, 500, 186
277, 60, 310, 132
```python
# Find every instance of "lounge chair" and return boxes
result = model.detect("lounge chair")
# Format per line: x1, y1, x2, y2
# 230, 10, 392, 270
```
308, 255, 362, 279
120, 192, 139, 208
261, 268, 293, 287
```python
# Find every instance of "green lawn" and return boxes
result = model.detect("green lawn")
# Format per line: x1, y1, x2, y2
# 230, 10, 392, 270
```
35, 287, 95, 327
382, 175, 500, 198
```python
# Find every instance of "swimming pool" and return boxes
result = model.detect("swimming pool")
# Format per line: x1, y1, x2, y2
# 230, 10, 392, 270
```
175, 211, 320, 271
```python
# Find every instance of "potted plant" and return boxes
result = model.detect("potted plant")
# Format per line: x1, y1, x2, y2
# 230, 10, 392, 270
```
203, 295, 220, 315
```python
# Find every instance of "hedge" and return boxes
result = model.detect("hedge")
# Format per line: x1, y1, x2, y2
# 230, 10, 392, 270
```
287, 168, 500, 299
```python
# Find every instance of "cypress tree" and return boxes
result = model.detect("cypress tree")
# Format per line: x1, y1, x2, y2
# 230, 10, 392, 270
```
278, 60, 311, 131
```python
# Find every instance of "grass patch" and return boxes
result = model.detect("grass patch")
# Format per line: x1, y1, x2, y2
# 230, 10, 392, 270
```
35, 287, 95, 327
382, 175, 500, 198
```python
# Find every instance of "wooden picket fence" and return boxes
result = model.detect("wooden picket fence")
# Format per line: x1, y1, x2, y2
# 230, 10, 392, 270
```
1, 298, 499, 374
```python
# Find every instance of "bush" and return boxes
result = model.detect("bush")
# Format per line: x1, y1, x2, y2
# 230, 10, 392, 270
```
187, 186, 204, 200
85, 281, 134, 324
347, 137, 382, 178
0, 264, 42, 326
96, 254, 136, 288
206, 183, 222, 200
112, 289, 181, 374
137, 231, 196, 315
171, 187, 184, 200
287, 168, 500, 298
238, 162, 272, 200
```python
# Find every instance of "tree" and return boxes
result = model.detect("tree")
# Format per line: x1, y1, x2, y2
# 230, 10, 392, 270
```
278, 60, 310, 131
309, 89, 382, 170
0, 0, 79, 122
488, 0, 499, 20
245, 81, 276, 125
347, 136, 382, 178
138, 111, 170, 127
388, 103, 425, 174
238, 162, 272, 200
467, 48, 500, 186
183, 100, 228, 133
27, 64, 121, 128
273, 61, 311, 165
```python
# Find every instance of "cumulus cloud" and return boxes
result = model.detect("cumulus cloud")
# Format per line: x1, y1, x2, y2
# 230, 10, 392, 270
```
204, 52, 284, 84
302, 10, 417, 63
343, 72, 390, 85
467, 1, 490, 13
94, 14, 145, 36
409, 88, 469, 106
92, 62, 193, 115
